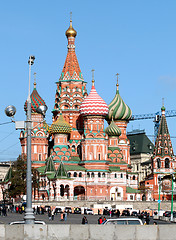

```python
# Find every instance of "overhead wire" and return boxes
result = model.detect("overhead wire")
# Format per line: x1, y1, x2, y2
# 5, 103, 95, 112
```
0, 121, 12, 126
0, 130, 16, 143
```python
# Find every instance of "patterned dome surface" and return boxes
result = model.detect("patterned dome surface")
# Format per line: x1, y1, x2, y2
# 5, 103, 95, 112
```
105, 120, 121, 136
107, 86, 132, 121
43, 121, 50, 132
50, 114, 72, 134
80, 84, 109, 116
24, 87, 47, 113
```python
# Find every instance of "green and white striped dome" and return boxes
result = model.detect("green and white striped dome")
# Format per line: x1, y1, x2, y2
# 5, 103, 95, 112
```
106, 81, 132, 121
105, 120, 121, 136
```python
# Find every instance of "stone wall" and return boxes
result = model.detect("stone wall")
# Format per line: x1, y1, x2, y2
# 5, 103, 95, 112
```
1, 225, 176, 240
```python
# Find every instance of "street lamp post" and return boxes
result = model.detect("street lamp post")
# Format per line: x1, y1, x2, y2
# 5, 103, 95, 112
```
170, 173, 174, 222
24, 56, 35, 224
158, 176, 161, 218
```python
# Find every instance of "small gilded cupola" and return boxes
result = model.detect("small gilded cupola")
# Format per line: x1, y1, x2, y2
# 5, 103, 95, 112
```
106, 74, 132, 122
24, 74, 47, 113
65, 13, 77, 38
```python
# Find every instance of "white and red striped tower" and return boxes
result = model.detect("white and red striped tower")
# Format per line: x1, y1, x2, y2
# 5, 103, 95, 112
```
80, 70, 109, 170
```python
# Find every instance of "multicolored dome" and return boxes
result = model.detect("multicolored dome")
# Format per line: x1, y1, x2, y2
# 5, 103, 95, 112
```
24, 83, 47, 113
105, 120, 121, 136
43, 121, 50, 132
50, 113, 72, 134
80, 80, 109, 116
106, 78, 132, 121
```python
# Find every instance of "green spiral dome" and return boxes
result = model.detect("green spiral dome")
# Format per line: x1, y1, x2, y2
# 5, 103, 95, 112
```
106, 85, 132, 121
50, 114, 72, 134
105, 120, 121, 136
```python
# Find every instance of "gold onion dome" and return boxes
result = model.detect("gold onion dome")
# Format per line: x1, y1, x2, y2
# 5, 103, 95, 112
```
65, 20, 77, 38
50, 113, 72, 134
105, 120, 121, 136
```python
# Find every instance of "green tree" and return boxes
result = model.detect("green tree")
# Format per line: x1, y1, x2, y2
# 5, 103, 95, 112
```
8, 154, 27, 198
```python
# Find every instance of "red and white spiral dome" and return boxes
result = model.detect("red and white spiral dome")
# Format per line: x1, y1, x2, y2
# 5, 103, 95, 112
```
80, 81, 109, 116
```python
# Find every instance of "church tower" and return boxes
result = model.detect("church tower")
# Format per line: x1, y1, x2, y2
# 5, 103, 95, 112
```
80, 71, 109, 170
152, 104, 175, 199
106, 74, 132, 164
20, 75, 49, 167
52, 15, 87, 160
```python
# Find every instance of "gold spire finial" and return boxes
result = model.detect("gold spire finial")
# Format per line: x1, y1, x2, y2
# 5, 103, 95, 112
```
34, 72, 37, 88
70, 12, 72, 22
162, 97, 164, 107
92, 69, 95, 86
116, 73, 119, 90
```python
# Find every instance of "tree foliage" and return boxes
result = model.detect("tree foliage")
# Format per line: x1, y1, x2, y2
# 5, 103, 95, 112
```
8, 155, 27, 198
7, 154, 40, 200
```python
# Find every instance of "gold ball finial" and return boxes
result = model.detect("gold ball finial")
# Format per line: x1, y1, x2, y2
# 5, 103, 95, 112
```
65, 12, 77, 38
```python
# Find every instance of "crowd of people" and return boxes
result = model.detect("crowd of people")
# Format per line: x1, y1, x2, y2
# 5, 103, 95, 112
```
0, 204, 158, 225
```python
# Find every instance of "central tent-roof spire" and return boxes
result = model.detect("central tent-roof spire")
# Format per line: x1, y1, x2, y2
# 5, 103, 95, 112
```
59, 13, 83, 81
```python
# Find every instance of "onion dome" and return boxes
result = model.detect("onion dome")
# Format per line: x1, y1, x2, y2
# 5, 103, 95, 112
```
50, 113, 72, 134
161, 105, 166, 112
106, 74, 132, 121
80, 72, 109, 116
105, 119, 121, 136
24, 82, 47, 113
43, 121, 50, 132
65, 19, 77, 38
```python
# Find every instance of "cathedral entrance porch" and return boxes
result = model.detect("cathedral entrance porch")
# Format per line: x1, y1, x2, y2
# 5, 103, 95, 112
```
74, 186, 85, 200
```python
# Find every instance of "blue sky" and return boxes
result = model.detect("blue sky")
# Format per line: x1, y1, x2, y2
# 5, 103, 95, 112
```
0, 0, 176, 161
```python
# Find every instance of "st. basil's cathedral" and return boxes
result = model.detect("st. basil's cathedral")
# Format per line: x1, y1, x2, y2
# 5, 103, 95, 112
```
17, 19, 175, 202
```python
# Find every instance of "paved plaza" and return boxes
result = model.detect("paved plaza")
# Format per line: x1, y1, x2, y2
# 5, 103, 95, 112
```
0, 212, 175, 225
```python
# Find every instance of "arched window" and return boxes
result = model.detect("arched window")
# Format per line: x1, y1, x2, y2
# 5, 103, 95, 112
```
121, 173, 123, 178
157, 158, 161, 169
68, 172, 71, 178
102, 173, 105, 178
73, 172, 77, 177
133, 175, 135, 180
91, 172, 94, 178
87, 172, 90, 178
60, 184, 64, 197
115, 173, 117, 178
98, 172, 101, 178
98, 154, 101, 160
79, 172, 82, 178
126, 174, 128, 179
72, 145, 76, 152
165, 158, 170, 168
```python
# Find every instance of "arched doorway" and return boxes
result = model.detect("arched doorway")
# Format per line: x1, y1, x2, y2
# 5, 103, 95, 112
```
65, 185, 70, 199
74, 186, 85, 200
110, 186, 123, 201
